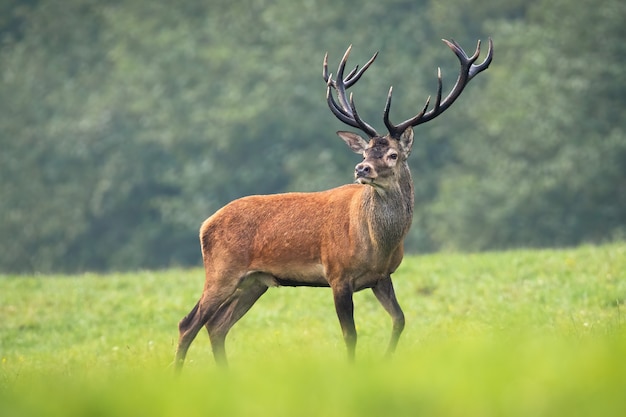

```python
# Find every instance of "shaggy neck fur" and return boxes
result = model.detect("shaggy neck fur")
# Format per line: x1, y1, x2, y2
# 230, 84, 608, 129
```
361, 161, 414, 255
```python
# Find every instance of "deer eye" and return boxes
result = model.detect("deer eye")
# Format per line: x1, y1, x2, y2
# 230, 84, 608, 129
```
389, 153, 398, 160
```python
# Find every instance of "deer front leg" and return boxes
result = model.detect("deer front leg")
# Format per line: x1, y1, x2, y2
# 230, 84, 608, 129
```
332, 283, 357, 361
372, 276, 405, 357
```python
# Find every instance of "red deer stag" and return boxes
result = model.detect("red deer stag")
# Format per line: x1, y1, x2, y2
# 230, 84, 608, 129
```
175, 38, 493, 370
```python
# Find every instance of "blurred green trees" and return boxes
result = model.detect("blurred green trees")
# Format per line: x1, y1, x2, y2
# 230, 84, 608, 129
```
1, 0, 624, 272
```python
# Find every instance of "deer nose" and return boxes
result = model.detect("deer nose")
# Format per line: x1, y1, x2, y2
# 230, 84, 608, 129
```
355, 163, 372, 178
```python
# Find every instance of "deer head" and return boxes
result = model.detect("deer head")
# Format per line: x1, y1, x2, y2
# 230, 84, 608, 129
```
323, 39, 493, 182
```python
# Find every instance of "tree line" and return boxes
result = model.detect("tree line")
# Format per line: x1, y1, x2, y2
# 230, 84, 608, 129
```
1, 0, 624, 273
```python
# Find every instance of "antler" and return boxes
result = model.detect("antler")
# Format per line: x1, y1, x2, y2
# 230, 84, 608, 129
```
384, 38, 494, 138
323, 45, 380, 138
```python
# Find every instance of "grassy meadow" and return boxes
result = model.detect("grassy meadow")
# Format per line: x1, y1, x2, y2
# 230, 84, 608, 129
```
1, 244, 625, 416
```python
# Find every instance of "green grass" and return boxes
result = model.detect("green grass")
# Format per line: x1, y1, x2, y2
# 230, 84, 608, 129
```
1, 244, 625, 416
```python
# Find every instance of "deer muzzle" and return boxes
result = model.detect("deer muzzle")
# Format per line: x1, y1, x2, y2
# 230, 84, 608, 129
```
355, 162, 377, 183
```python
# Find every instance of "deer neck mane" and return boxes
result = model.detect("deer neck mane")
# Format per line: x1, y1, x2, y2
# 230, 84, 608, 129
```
361, 162, 414, 255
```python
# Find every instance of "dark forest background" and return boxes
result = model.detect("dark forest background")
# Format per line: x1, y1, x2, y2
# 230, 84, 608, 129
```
1, 0, 625, 273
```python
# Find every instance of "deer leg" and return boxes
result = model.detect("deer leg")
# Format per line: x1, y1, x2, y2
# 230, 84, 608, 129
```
175, 298, 218, 373
372, 276, 405, 357
205, 279, 268, 367
175, 272, 249, 372
332, 283, 357, 361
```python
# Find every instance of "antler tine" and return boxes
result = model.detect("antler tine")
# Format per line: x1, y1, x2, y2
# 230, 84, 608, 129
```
324, 45, 380, 137
434, 67, 443, 109
468, 38, 493, 79
349, 93, 378, 137
334, 45, 353, 110
345, 51, 378, 88
322, 52, 330, 82
383, 86, 394, 132
344, 65, 360, 83
386, 38, 493, 137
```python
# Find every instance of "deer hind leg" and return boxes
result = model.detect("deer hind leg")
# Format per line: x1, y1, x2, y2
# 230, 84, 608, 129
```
175, 270, 247, 372
175, 297, 217, 373
205, 278, 268, 367
372, 276, 405, 357
332, 282, 357, 361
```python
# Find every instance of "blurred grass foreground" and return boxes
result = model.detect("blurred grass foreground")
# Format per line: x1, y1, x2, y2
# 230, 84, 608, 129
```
1, 244, 626, 416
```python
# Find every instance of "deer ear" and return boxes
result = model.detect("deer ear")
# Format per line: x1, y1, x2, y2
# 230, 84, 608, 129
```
398, 127, 414, 156
337, 131, 369, 154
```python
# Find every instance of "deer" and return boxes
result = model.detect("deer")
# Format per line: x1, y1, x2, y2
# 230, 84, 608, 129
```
175, 38, 493, 370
